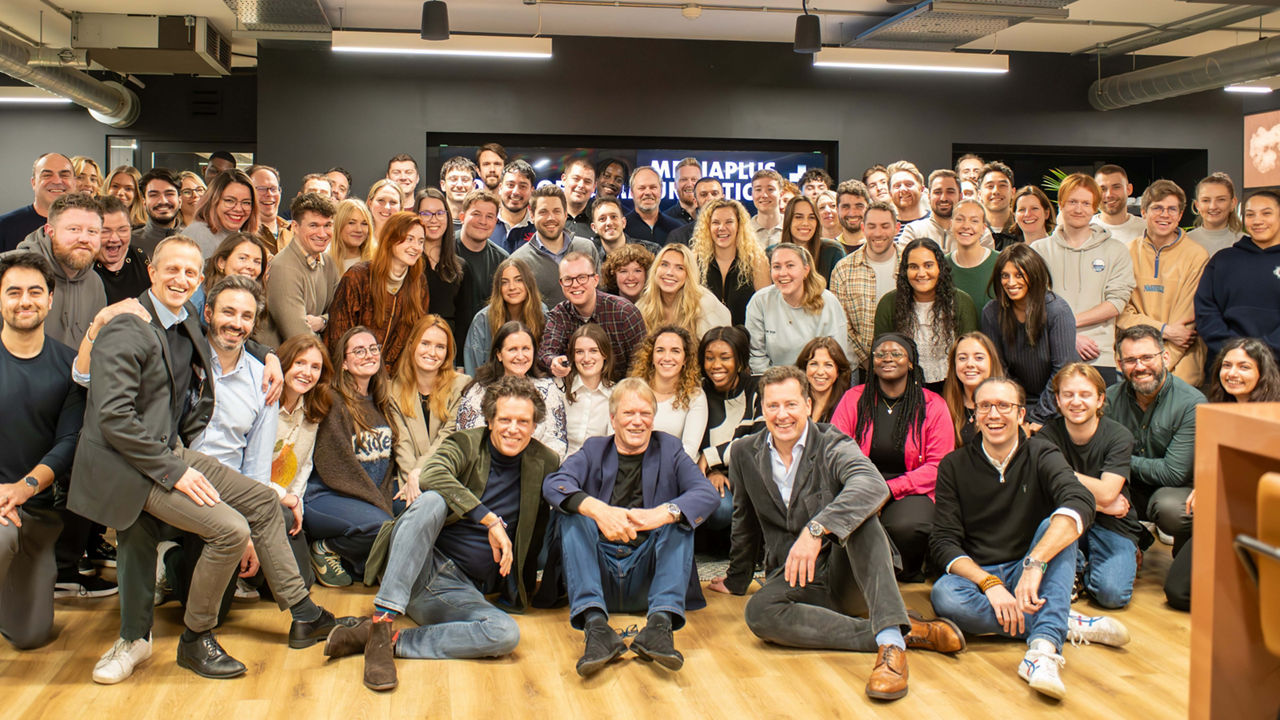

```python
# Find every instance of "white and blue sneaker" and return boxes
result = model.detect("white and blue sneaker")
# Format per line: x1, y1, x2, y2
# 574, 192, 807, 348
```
1018, 646, 1067, 699
1067, 611, 1130, 647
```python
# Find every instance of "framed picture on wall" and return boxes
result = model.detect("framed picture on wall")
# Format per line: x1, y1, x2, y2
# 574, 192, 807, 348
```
1244, 109, 1280, 189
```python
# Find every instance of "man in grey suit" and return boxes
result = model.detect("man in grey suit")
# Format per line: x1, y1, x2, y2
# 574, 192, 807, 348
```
70, 236, 348, 683
709, 365, 964, 702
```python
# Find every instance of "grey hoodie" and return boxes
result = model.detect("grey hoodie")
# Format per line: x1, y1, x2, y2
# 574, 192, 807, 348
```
16, 230, 107, 347
1030, 225, 1135, 368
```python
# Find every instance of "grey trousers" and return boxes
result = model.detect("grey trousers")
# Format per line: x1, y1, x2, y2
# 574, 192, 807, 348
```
120, 449, 307, 636
743, 515, 910, 652
0, 506, 61, 649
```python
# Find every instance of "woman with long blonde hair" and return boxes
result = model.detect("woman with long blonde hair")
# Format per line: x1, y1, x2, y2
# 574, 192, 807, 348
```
390, 314, 471, 474
692, 198, 769, 326
636, 243, 729, 344
630, 325, 707, 460
102, 165, 146, 226
366, 178, 405, 241
71, 156, 102, 195
329, 198, 376, 272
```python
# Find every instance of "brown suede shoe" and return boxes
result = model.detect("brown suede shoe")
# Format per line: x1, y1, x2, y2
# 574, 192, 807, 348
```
363, 621, 397, 692
865, 645, 908, 701
324, 617, 371, 659
906, 611, 966, 654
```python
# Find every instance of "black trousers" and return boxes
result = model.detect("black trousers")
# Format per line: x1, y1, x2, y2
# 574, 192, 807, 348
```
1164, 536, 1191, 611
880, 494, 935, 582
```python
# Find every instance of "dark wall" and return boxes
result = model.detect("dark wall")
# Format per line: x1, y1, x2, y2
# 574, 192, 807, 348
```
255, 37, 1244, 200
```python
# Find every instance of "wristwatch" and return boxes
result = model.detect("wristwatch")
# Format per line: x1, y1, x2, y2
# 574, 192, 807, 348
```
22, 476, 39, 493
1022, 556, 1048, 573
806, 520, 825, 538
665, 502, 682, 521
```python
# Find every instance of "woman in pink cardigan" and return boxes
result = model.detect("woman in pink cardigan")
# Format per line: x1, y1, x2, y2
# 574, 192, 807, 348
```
831, 332, 955, 582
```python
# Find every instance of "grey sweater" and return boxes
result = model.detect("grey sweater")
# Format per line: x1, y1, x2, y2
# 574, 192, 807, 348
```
16, 231, 106, 347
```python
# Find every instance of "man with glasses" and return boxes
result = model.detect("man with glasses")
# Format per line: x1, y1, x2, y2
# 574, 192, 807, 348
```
93, 196, 150, 305
930, 376, 1125, 700
1104, 324, 1203, 572
135, 168, 184, 259
439, 156, 478, 232
248, 165, 290, 256
258, 193, 339, 348
511, 186, 597, 307
1116, 180, 1208, 386
539, 251, 645, 381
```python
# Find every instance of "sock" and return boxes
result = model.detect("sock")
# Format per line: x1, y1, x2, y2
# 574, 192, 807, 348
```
180, 628, 203, 643
647, 611, 672, 629
373, 604, 400, 623
1029, 637, 1057, 655
289, 597, 322, 623
875, 626, 906, 651
582, 608, 608, 630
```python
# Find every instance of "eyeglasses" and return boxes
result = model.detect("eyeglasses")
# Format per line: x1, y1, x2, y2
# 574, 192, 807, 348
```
419, 210, 448, 219
559, 273, 597, 288
220, 197, 253, 211
181, 188, 205, 198
1119, 353, 1161, 369
1146, 205, 1181, 217
346, 344, 381, 359
975, 401, 1021, 416
872, 350, 906, 361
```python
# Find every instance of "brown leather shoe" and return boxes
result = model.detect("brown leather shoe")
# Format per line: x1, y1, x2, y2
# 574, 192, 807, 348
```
906, 611, 966, 654
324, 616, 371, 659
866, 645, 908, 701
363, 621, 398, 692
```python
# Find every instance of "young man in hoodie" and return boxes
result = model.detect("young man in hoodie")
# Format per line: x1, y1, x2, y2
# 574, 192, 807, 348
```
16, 192, 108, 349
1195, 189, 1280, 363
1032, 174, 1135, 385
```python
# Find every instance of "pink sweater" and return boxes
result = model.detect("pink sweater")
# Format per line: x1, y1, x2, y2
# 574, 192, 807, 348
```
829, 385, 955, 501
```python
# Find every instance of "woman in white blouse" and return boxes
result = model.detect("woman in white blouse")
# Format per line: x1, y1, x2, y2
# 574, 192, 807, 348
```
563, 323, 615, 456
630, 325, 708, 461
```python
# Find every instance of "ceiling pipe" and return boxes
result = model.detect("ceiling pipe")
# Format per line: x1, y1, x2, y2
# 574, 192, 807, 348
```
0, 33, 139, 127
1089, 33, 1280, 111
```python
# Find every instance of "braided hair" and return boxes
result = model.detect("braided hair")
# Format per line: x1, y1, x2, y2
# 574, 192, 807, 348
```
891, 238, 958, 354
853, 333, 927, 453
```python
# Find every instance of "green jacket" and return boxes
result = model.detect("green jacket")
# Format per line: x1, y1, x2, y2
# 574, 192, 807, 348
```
1105, 374, 1205, 489
419, 427, 561, 611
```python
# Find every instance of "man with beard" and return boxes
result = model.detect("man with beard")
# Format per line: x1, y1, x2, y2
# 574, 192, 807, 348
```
135, 168, 184, 258
899, 170, 961, 250
1, 153, 74, 253
979, 162, 1018, 245
665, 157, 701, 225
664, 177, 724, 248
17, 193, 107, 348
249, 165, 291, 256
492, 160, 536, 253
830, 201, 901, 367
94, 196, 151, 304
1092, 164, 1147, 245
475, 143, 508, 192
325, 167, 352, 203
591, 197, 659, 257
834, 179, 870, 254
561, 158, 597, 237
511, 186, 597, 307
625, 166, 682, 246
887, 161, 927, 229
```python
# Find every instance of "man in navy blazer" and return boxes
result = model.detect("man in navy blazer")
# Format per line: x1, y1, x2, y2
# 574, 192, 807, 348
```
543, 378, 718, 677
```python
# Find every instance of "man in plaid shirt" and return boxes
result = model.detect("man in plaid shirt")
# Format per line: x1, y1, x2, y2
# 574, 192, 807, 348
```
539, 251, 647, 381
829, 201, 901, 368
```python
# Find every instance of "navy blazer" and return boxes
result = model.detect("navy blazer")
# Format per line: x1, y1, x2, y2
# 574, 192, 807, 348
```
543, 431, 718, 528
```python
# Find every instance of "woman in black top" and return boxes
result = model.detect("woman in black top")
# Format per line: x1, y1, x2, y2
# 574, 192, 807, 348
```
698, 326, 761, 531
692, 199, 769, 327
942, 331, 1004, 446
416, 188, 471, 330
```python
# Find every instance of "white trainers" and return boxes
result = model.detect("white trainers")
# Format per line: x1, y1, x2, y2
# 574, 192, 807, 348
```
93, 636, 153, 684
1018, 646, 1067, 699
234, 578, 260, 601
1067, 612, 1130, 647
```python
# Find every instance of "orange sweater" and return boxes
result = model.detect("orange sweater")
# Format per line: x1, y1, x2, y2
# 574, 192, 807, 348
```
1117, 232, 1209, 385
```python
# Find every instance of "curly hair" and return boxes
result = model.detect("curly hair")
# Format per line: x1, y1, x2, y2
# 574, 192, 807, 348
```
486, 257, 545, 345
392, 314, 462, 421
891, 238, 957, 350
1207, 337, 1280, 403
691, 198, 766, 291
636, 244, 705, 341
601, 244, 655, 297
482, 375, 547, 427
630, 325, 702, 411
795, 336, 852, 423
942, 331, 1004, 443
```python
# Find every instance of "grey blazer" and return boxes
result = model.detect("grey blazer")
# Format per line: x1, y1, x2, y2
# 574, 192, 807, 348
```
68, 293, 215, 529
724, 421, 889, 594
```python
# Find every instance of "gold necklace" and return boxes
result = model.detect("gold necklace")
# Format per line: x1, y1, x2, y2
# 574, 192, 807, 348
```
882, 394, 903, 415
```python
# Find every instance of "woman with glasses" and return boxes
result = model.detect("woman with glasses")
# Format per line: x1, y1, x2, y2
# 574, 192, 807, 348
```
980, 244, 1080, 428
874, 238, 978, 393
456, 320, 568, 461
746, 243, 850, 373
941, 331, 1004, 446
102, 165, 146, 226
630, 325, 707, 461
329, 198, 376, 273
416, 188, 472, 331
563, 323, 615, 457
178, 171, 207, 227
771, 196, 845, 284
390, 314, 470, 475
691, 198, 769, 327
463, 257, 547, 375
831, 333, 954, 581
636, 244, 730, 345
366, 179, 404, 242
795, 336, 853, 424
185, 168, 259, 258
325, 211, 429, 368
305, 326, 409, 587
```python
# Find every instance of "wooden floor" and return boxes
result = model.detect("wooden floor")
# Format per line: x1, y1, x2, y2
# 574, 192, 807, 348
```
0, 546, 1187, 719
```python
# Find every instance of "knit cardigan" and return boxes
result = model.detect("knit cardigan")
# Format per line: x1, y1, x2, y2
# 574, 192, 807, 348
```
312, 396, 399, 516
828, 384, 955, 501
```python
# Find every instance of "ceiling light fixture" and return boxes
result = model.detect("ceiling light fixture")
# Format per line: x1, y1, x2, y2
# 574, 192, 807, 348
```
1225, 84, 1272, 94
814, 48, 1008, 74
421, 1, 449, 41
794, 0, 820, 54
0, 86, 73, 104
332, 31, 552, 59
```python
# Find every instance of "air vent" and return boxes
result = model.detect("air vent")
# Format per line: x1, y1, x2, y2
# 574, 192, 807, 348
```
71, 14, 232, 76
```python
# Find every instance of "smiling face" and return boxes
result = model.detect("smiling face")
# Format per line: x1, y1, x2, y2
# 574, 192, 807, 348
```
285, 346, 324, 398
148, 242, 204, 313
97, 210, 132, 267
49, 207, 102, 273
762, 377, 811, 446
979, 171, 1012, 214
999, 261, 1028, 304
443, 168, 476, 206
770, 247, 809, 303
873, 340, 911, 384
559, 257, 598, 308
477, 151, 505, 190
1143, 193, 1183, 243
1, 266, 52, 332
562, 163, 595, 208
695, 180, 724, 209
865, 171, 890, 203
929, 177, 960, 219
974, 381, 1025, 447
709, 206, 739, 250
218, 240, 264, 280
676, 164, 701, 206
215, 182, 253, 231
500, 172, 533, 216
654, 249, 688, 296
572, 335, 604, 382
950, 203, 985, 249
205, 287, 257, 355
816, 195, 838, 232
180, 176, 205, 215
1220, 347, 1261, 401
1194, 181, 1236, 231
611, 389, 656, 454
325, 171, 350, 201
614, 261, 646, 301
905, 246, 940, 301
953, 338, 993, 395
144, 179, 180, 224
702, 339, 737, 392
751, 177, 780, 214
805, 347, 839, 395
414, 325, 450, 375
108, 173, 137, 206
597, 162, 625, 199
838, 193, 868, 235
489, 396, 537, 456
863, 208, 897, 255
416, 195, 448, 242
788, 200, 819, 244
532, 195, 566, 242
388, 160, 419, 197
890, 171, 921, 213
340, 209, 371, 251
592, 202, 625, 243
1245, 193, 1280, 245
391, 223, 426, 269
1096, 171, 1131, 217
1117, 336, 1167, 396
498, 264, 529, 306
652, 331, 686, 383
75, 163, 101, 195
631, 168, 662, 214
294, 210, 334, 257
1015, 193, 1047, 236
342, 331, 382, 381
498, 330, 535, 377
370, 185, 402, 229
957, 158, 983, 185
461, 200, 498, 244
1056, 373, 1103, 427
250, 168, 280, 220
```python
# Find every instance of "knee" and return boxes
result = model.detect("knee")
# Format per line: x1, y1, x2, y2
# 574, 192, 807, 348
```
1086, 578, 1132, 609
479, 614, 520, 656
929, 574, 968, 617
216, 517, 251, 552
1164, 576, 1190, 612
742, 592, 776, 641
405, 492, 448, 526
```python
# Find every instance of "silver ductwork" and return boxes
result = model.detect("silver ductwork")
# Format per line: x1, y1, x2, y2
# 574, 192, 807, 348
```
1089, 34, 1280, 112
0, 33, 140, 127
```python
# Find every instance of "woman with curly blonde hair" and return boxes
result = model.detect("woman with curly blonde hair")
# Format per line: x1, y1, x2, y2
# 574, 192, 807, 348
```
601, 243, 654, 303
630, 325, 707, 460
636, 244, 730, 344
692, 198, 769, 326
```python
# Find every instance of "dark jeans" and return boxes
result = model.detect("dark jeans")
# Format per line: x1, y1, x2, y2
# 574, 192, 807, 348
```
1131, 483, 1193, 554
303, 489, 404, 577
560, 512, 695, 630
1165, 536, 1191, 611
880, 494, 934, 582
742, 515, 909, 652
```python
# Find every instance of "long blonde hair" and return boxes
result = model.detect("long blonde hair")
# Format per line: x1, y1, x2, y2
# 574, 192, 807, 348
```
101, 165, 146, 226
771, 243, 826, 314
692, 198, 767, 291
329, 198, 377, 266
392, 314, 462, 420
636, 244, 704, 339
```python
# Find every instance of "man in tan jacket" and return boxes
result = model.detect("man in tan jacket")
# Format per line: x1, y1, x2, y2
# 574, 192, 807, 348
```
1117, 179, 1208, 385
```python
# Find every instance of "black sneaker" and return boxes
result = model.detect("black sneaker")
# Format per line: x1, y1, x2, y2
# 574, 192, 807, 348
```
55, 574, 118, 598
77, 556, 95, 576
88, 537, 118, 568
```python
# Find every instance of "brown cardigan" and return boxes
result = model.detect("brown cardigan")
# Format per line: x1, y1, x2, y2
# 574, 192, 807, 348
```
324, 261, 427, 368
312, 394, 399, 516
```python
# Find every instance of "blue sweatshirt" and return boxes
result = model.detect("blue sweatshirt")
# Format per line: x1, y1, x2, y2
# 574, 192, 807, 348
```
1194, 236, 1280, 360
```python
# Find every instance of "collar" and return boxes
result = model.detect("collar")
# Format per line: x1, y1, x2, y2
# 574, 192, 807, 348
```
304, 249, 326, 270
766, 420, 809, 458
981, 436, 1019, 482
569, 375, 608, 396
147, 290, 188, 329
531, 232, 570, 258
206, 339, 249, 378
1141, 228, 1185, 252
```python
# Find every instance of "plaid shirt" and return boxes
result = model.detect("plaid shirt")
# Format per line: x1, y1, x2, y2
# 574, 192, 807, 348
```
539, 290, 647, 380
829, 245, 900, 366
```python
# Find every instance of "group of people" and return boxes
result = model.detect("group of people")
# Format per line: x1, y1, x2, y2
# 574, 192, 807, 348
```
0, 144, 1276, 703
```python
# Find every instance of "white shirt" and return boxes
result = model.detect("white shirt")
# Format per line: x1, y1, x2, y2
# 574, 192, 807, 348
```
564, 377, 613, 457
653, 389, 708, 461
767, 422, 809, 509
868, 254, 898, 302
1090, 213, 1146, 245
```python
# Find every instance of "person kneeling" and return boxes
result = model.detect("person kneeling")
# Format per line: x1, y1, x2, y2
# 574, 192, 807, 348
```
543, 378, 719, 677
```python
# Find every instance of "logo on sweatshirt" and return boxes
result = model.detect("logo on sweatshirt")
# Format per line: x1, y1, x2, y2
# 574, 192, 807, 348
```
1091, 258, 1106, 273
1275, 265, 1280, 280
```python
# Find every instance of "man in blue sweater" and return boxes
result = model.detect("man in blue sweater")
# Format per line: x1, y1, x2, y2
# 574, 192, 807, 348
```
1195, 188, 1280, 364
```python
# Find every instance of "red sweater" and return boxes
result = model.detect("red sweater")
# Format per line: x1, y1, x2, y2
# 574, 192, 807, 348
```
829, 384, 955, 501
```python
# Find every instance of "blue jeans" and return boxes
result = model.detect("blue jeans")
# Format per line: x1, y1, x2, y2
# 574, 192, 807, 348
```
560, 512, 694, 630
706, 488, 734, 531
930, 517, 1075, 650
375, 492, 519, 659
1076, 525, 1137, 609
303, 487, 403, 576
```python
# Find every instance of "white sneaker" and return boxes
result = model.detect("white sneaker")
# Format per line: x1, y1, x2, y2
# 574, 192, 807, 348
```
1018, 646, 1066, 699
93, 636, 152, 684
1067, 612, 1130, 647
234, 578, 260, 601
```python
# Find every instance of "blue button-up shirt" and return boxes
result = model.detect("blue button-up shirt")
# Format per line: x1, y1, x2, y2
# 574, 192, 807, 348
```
766, 423, 808, 509
191, 342, 278, 484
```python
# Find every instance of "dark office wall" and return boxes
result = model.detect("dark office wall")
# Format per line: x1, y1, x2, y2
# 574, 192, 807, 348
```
254, 37, 1244, 200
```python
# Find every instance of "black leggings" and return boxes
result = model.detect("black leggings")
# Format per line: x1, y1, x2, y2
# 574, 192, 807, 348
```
880, 494, 935, 582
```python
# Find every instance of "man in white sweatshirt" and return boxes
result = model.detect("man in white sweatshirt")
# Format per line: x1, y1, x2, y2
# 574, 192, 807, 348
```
1033, 174, 1135, 385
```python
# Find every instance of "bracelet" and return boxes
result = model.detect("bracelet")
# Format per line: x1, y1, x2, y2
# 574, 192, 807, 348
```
483, 515, 507, 531
979, 574, 1004, 592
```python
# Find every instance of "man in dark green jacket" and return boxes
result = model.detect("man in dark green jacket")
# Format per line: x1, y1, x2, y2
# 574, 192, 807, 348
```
324, 376, 560, 692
